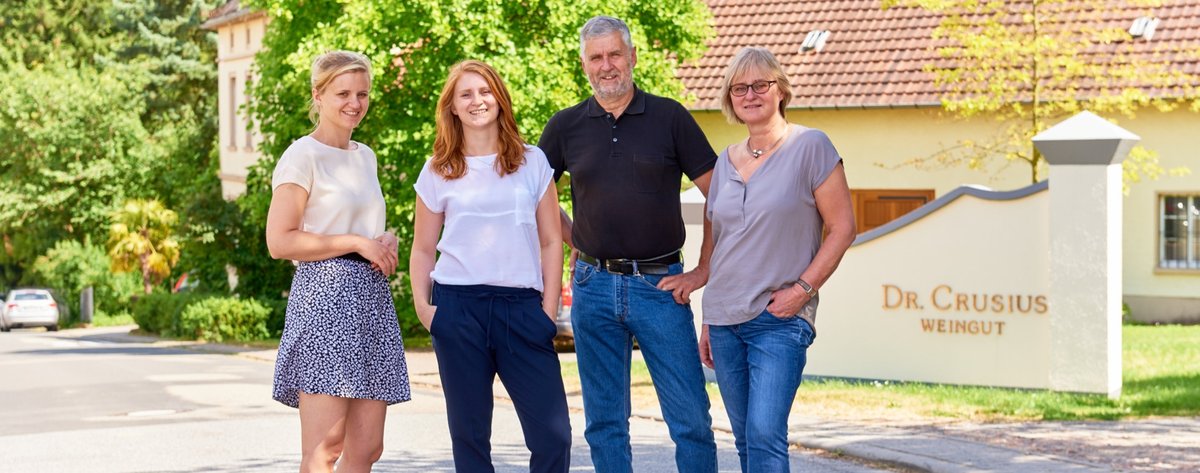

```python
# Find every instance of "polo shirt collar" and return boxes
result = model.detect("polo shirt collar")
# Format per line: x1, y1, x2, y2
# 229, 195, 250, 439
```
585, 86, 647, 117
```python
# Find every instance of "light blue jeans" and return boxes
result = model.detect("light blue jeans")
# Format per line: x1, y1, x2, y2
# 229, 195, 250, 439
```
710, 310, 816, 473
570, 260, 717, 473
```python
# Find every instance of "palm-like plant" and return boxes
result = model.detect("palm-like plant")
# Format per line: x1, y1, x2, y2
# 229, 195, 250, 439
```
108, 199, 180, 294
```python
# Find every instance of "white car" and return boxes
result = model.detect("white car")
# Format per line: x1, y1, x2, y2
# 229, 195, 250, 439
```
1, 288, 60, 332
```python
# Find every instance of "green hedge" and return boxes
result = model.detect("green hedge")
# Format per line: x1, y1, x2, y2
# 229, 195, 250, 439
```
260, 297, 288, 338
131, 290, 207, 336
179, 296, 271, 342
27, 239, 141, 323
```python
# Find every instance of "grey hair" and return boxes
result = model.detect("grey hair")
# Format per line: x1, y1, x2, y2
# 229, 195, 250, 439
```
579, 15, 633, 57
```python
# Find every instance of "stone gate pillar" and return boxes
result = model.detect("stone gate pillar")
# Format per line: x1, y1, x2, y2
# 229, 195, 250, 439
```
1033, 111, 1139, 399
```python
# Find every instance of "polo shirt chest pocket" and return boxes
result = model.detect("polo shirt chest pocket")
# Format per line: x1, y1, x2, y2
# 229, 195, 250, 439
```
514, 187, 536, 226
632, 154, 671, 193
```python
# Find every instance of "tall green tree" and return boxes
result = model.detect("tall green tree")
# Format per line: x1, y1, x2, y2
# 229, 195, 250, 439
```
108, 199, 182, 295
108, 0, 221, 208
0, 1, 118, 66
242, 0, 714, 310
0, 62, 159, 261
0, 0, 220, 288
882, 0, 1198, 185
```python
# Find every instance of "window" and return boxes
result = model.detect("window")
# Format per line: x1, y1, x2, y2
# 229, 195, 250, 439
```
244, 73, 254, 150
228, 76, 238, 150
801, 30, 831, 52
851, 189, 936, 233
1129, 16, 1159, 41
1160, 194, 1200, 270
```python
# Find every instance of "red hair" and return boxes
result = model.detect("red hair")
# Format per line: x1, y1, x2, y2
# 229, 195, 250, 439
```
431, 60, 526, 179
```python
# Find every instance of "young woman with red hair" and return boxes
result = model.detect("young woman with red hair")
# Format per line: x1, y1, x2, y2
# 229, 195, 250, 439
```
409, 60, 571, 473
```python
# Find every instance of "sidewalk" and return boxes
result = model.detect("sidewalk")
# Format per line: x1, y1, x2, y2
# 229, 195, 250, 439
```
72, 326, 1199, 473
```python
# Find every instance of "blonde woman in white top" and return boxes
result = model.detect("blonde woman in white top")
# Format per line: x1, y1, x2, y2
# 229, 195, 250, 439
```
266, 50, 410, 473
410, 60, 570, 473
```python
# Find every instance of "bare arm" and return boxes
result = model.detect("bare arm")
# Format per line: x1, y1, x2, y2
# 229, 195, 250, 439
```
559, 207, 574, 250
557, 176, 578, 273
265, 183, 396, 273
537, 183, 564, 318
799, 164, 855, 289
692, 170, 716, 275
658, 169, 715, 304
766, 164, 856, 315
409, 196, 444, 331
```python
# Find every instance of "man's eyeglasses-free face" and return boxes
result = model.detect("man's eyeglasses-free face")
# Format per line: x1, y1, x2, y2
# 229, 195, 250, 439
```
729, 80, 777, 97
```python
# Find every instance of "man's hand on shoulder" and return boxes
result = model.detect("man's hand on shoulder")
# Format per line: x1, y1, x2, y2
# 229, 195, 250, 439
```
658, 265, 709, 304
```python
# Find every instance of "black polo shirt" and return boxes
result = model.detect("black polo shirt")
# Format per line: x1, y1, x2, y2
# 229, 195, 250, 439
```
538, 87, 716, 260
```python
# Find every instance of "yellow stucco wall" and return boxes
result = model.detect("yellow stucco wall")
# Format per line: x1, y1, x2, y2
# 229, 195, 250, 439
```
1117, 108, 1200, 299
691, 106, 1200, 311
213, 15, 268, 200
695, 108, 1041, 194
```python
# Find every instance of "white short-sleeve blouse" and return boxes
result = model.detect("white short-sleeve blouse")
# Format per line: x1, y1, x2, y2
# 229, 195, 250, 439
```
271, 135, 387, 239
413, 145, 554, 291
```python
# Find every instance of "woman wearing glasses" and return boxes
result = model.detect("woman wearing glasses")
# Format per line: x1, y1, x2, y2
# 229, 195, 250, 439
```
698, 47, 855, 473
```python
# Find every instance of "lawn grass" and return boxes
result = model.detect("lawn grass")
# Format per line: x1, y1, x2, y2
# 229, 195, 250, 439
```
561, 324, 1200, 422
90, 311, 136, 327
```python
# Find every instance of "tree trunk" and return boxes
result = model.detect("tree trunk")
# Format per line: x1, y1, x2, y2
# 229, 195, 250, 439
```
140, 252, 153, 294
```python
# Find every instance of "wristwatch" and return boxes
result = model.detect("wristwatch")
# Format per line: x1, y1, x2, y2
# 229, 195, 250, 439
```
795, 279, 818, 298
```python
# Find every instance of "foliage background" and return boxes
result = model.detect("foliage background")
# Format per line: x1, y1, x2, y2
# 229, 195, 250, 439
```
0, 0, 226, 298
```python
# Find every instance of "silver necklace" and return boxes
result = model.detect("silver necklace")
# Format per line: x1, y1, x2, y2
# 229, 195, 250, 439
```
747, 127, 787, 159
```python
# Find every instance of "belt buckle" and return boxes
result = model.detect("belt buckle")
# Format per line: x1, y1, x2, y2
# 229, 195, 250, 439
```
603, 259, 639, 275
600, 260, 616, 273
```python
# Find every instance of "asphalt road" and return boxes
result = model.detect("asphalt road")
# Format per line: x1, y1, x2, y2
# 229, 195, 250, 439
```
0, 327, 887, 472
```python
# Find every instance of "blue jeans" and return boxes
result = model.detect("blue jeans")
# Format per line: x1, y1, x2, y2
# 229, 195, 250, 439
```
571, 260, 717, 473
710, 310, 816, 473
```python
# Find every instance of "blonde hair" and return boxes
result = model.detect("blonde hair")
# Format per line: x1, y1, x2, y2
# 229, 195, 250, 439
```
431, 60, 526, 180
719, 47, 793, 125
308, 50, 373, 125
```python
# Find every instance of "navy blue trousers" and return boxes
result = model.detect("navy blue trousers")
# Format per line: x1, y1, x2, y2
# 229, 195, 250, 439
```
430, 283, 572, 473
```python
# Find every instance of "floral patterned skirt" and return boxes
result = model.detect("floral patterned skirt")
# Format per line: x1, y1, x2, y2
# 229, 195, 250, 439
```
272, 256, 411, 408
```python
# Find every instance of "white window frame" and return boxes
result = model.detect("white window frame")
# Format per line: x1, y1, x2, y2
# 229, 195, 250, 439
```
1159, 193, 1200, 271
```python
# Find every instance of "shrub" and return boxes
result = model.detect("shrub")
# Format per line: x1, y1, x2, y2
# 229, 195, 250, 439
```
131, 289, 207, 336
179, 296, 271, 342
26, 239, 141, 322
258, 297, 288, 338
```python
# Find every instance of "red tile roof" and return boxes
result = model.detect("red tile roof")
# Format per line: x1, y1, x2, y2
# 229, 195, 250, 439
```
679, 0, 1200, 110
202, 0, 264, 30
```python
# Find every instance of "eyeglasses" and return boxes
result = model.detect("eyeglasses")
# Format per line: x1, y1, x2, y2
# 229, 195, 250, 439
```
729, 80, 777, 97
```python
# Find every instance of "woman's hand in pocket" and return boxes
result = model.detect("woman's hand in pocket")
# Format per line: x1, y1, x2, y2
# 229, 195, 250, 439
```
766, 284, 809, 318
416, 304, 437, 332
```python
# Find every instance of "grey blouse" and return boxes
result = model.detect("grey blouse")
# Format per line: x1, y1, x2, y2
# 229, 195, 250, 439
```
703, 126, 843, 330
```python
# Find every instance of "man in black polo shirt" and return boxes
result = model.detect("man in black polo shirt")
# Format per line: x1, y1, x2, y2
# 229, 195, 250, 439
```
537, 15, 718, 473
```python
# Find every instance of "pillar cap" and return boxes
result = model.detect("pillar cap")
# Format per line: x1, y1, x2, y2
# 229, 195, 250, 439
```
1033, 111, 1141, 165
